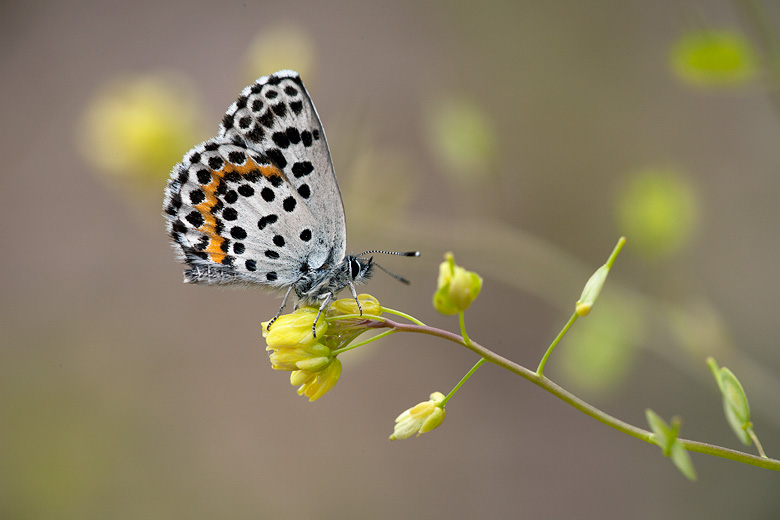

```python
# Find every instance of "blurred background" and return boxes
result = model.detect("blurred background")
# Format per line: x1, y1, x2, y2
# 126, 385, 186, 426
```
2, 0, 780, 518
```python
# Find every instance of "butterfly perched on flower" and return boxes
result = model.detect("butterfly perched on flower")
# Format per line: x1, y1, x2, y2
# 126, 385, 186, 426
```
163, 70, 417, 330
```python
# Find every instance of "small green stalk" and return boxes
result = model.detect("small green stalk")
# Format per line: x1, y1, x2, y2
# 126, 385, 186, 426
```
331, 329, 397, 356
459, 311, 472, 347
537, 312, 578, 376
441, 358, 487, 407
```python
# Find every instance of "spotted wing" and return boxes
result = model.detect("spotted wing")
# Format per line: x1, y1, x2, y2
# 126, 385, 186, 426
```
219, 70, 346, 263
163, 70, 346, 288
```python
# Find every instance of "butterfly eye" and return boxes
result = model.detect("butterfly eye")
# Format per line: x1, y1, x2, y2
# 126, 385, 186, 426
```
350, 258, 361, 279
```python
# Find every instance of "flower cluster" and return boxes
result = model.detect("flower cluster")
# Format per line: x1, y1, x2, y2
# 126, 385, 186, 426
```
262, 295, 383, 401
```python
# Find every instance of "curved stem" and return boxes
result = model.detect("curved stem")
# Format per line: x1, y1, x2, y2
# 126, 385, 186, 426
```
379, 318, 780, 471
381, 307, 426, 326
747, 427, 768, 458
458, 311, 472, 346
537, 312, 578, 376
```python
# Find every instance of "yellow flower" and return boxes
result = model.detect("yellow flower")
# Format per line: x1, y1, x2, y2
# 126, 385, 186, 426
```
433, 253, 482, 315
263, 296, 388, 401
328, 294, 382, 317
291, 359, 342, 402
389, 392, 447, 440
262, 307, 327, 348
268, 342, 333, 372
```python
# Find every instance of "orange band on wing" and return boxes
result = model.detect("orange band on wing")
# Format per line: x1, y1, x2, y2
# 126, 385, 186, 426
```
194, 157, 284, 264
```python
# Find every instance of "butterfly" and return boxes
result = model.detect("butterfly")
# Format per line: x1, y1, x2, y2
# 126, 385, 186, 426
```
163, 70, 418, 334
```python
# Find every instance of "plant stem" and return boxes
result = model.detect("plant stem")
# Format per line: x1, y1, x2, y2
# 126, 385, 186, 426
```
332, 329, 397, 356
605, 236, 627, 268
537, 313, 578, 376
441, 358, 487, 407
747, 427, 768, 458
379, 318, 780, 471
459, 311, 472, 346
382, 307, 427, 326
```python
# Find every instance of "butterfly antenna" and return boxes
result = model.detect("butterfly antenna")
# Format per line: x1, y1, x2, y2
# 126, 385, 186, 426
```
357, 250, 420, 285
373, 261, 411, 285
357, 250, 421, 258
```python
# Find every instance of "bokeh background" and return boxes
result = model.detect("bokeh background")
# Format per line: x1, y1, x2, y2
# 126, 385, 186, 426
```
3, 1, 780, 518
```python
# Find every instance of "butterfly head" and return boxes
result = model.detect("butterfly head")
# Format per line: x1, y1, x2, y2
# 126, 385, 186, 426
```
348, 254, 374, 284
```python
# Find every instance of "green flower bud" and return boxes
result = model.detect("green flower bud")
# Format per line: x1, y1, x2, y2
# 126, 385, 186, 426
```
433, 253, 482, 315
707, 357, 752, 445
575, 237, 625, 317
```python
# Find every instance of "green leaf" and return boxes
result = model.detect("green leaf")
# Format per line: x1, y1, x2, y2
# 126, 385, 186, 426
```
646, 409, 676, 456
670, 441, 698, 482
646, 409, 697, 481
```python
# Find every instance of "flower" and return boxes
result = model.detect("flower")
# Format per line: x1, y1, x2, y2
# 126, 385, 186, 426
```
263, 306, 340, 400
291, 359, 342, 402
263, 297, 385, 401
328, 294, 382, 318
262, 307, 328, 348
433, 253, 482, 315
389, 392, 447, 440
268, 342, 333, 372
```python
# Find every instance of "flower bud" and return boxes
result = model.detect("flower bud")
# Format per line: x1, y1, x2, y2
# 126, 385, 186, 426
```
707, 357, 752, 445
291, 358, 342, 402
328, 294, 382, 317
576, 265, 609, 317
268, 342, 333, 372
389, 392, 447, 440
433, 253, 482, 315
262, 307, 327, 348
575, 237, 625, 317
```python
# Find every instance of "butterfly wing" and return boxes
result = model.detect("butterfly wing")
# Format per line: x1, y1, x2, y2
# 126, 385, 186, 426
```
163, 71, 347, 288
220, 70, 347, 261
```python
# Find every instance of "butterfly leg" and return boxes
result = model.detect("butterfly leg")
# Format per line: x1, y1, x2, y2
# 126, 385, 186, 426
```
312, 292, 333, 338
266, 285, 295, 331
347, 281, 363, 316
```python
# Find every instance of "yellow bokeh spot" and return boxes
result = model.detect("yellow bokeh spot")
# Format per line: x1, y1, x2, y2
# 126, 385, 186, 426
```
671, 29, 757, 87
243, 24, 316, 85
77, 72, 204, 186
616, 168, 698, 260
